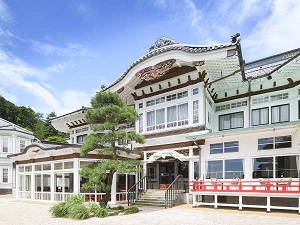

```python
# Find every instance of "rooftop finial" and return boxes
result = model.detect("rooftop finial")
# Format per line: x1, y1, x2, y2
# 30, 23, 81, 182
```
149, 36, 178, 52
231, 33, 240, 43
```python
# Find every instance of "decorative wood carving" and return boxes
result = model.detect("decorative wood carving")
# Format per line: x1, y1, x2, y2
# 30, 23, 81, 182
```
176, 149, 189, 157
135, 66, 196, 89
117, 86, 125, 94
146, 152, 154, 159
149, 37, 178, 51
135, 59, 176, 81
193, 149, 200, 156
193, 61, 205, 66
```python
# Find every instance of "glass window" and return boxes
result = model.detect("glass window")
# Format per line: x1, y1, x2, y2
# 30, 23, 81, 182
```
225, 159, 244, 179
2, 168, 8, 183
20, 140, 26, 152
156, 109, 165, 130
275, 135, 291, 149
146, 111, 155, 131
194, 162, 200, 180
224, 141, 239, 153
2, 138, 8, 152
139, 113, 143, 133
76, 134, 87, 144
219, 112, 243, 131
258, 138, 273, 150
252, 157, 273, 178
271, 104, 289, 123
193, 100, 199, 124
210, 143, 223, 154
167, 106, 177, 128
43, 164, 51, 171
206, 160, 223, 179
64, 161, 74, 169
178, 162, 189, 178
178, 103, 188, 126
252, 107, 269, 126
155, 97, 165, 104
193, 88, 199, 95
275, 155, 298, 178
138, 103, 143, 109
54, 162, 63, 170
146, 100, 155, 107
35, 165, 42, 171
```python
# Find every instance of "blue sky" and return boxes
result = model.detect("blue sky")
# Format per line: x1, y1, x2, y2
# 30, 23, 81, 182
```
0, 0, 299, 116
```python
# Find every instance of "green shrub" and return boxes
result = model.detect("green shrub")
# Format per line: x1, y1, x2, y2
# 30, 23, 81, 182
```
66, 193, 85, 204
87, 201, 100, 215
49, 202, 69, 218
123, 206, 139, 215
69, 203, 89, 220
94, 207, 108, 218
109, 205, 124, 211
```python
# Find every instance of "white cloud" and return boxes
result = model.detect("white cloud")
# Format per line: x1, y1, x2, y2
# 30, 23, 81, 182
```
0, 0, 12, 23
31, 41, 94, 57
243, 0, 300, 61
44, 61, 75, 74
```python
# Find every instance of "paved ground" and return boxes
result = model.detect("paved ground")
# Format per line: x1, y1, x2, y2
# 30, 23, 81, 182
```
1, 195, 300, 225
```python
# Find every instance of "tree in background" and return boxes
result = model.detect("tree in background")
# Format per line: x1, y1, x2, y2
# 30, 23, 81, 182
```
79, 91, 144, 206
0, 96, 67, 142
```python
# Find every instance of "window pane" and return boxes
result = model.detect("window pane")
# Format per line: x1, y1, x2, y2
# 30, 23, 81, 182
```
252, 157, 273, 178
275, 155, 298, 178
224, 141, 239, 153
167, 106, 177, 128
260, 108, 269, 124
147, 111, 155, 126
280, 105, 289, 122
225, 159, 244, 179
219, 114, 230, 130
258, 137, 274, 150
3, 138, 8, 152
178, 162, 189, 178
275, 135, 291, 149
178, 103, 188, 126
252, 109, 260, 126
210, 143, 223, 154
231, 112, 243, 128
194, 162, 200, 180
206, 160, 223, 179
156, 108, 165, 130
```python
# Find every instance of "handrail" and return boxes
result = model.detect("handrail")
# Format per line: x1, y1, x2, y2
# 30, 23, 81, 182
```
127, 175, 148, 206
165, 175, 183, 208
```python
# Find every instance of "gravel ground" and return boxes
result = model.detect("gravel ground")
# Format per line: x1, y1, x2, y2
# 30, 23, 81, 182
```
1, 195, 300, 225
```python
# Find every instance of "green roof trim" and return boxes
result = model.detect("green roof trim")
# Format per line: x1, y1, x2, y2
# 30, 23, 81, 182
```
186, 120, 300, 140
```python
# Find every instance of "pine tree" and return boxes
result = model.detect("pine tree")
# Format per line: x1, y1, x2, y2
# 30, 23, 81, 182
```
79, 91, 144, 206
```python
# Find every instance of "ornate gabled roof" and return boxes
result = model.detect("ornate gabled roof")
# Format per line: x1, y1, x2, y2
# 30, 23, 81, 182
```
105, 35, 241, 91
0, 118, 34, 136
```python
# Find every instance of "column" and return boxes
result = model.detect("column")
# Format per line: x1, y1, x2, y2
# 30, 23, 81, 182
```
50, 162, 55, 202
110, 172, 117, 204
238, 195, 243, 211
30, 168, 35, 200
266, 196, 271, 213
15, 165, 19, 199
73, 159, 80, 193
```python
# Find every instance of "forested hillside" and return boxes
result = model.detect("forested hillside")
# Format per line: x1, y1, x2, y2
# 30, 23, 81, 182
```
0, 96, 67, 142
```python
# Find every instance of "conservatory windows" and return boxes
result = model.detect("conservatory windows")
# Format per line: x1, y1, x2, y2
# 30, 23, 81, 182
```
271, 104, 289, 123
252, 107, 269, 126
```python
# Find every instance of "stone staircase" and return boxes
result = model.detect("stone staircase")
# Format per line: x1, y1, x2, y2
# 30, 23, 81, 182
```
134, 189, 180, 207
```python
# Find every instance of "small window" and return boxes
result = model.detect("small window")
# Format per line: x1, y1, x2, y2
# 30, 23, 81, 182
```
252, 107, 269, 126
193, 88, 199, 95
2, 138, 8, 152
224, 141, 239, 153
2, 168, 8, 183
271, 104, 289, 123
76, 135, 87, 144
20, 140, 26, 152
139, 103, 143, 109
210, 143, 223, 154
275, 135, 291, 149
258, 138, 273, 150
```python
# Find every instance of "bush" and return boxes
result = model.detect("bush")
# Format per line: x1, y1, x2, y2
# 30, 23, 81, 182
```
109, 206, 124, 211
123, 206, 139, 215
87, 201, 100, 215
69, 204, 89, 220
94, 207, 108, 218
49, 202, 69, 218
66, 193, 85, 204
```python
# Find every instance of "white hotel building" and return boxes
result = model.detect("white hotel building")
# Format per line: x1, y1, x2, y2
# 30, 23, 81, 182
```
9, 35, 300, 212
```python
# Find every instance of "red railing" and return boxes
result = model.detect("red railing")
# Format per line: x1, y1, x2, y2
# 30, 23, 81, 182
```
189, 179, 300, 194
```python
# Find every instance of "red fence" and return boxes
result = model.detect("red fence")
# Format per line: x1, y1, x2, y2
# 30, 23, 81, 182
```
190, 178, 300, 194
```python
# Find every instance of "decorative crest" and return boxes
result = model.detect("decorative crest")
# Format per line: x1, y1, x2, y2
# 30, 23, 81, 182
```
135, 59, 176, 81
149, 37, 178, 52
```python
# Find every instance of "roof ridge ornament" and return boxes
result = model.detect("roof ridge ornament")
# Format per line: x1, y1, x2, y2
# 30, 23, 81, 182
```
231, 33, 240, 44
149, 36, 178, 52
